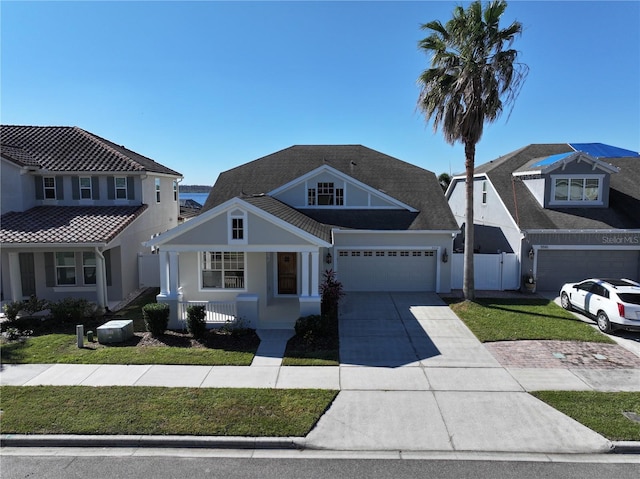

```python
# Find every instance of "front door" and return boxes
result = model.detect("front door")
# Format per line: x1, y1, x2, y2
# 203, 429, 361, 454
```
277, 252, 297, 295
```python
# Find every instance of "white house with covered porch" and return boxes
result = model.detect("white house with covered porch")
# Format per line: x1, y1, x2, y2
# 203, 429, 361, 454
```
144, 145, 459, 330
145, 195, 332, 329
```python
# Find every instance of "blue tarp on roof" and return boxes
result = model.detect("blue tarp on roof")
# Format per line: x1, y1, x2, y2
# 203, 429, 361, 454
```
569, 143, 639, 158
531, 152, 573, 168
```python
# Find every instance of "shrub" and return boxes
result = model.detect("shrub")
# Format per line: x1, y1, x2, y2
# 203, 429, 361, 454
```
220, 317, 252, 336
2, 327, 33, 341
186, 304, 207, 339
142, 303, 170, 336
49, 298, 94, 323
21, 296, 49, 315
295, 314, 331, 345
320, 269, 344, 320
2, 301, 24, 322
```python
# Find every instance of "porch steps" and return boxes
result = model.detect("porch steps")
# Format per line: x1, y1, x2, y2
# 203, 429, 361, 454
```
252, 329, 295, 366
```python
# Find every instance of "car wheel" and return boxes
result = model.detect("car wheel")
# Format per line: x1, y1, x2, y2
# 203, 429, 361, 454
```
560, 292, 572, 311
596, 311, 612, 333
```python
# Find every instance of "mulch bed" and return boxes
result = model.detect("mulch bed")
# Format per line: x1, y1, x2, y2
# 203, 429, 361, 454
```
485, 340, 640, 369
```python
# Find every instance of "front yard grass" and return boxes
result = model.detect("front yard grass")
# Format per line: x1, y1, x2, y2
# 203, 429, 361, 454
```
446, 297, 614, 344
0, 386, 338, 437
0, 288, 260, 366
532, 391, 640, 441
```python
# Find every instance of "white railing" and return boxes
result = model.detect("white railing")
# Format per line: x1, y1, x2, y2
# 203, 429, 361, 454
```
178, 301, 237, 324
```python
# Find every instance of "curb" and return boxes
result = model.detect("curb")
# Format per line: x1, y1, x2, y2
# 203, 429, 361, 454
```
0, 434, 306, 450
612, 441, 640, 454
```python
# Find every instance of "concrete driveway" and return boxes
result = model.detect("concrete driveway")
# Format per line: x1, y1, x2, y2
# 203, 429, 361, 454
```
306, 291, 613, 453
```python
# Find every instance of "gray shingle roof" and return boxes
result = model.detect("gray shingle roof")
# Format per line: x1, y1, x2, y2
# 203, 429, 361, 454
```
477, 144, 640, 230
0, 205, 148, 245
0, 125, 181, 176
242, 195, 332, 243
205, 145, 458, 231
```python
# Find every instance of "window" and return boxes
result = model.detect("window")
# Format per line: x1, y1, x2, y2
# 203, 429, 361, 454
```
375, 251, 384, 257
413, 251, 422, 257
115, 177, 128, 199
232, 218, 244, 240
173, 180, 178, 201
335, 188, 344, 206
482, 181, 487, 204
552, 176, 601, 203
155, 178, 161, 203
363, 251, 372, 257
44, 177, 56, 199
339, 251, 348, 257
82, 252, 96, 285
55, 252, 76, 285
400, 251, 409, 257
201, 252, 245, 289
79, 177, 92, 199
308, 188, 316, 205
351, 251, 360, 257
317, 182, 334, 205
388, 251, 397, 257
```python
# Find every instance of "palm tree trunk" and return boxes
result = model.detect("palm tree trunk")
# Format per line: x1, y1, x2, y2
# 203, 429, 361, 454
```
463, 141, 475, 301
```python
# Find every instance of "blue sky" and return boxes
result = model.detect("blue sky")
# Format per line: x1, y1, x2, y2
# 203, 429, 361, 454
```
2, 1, 638, 185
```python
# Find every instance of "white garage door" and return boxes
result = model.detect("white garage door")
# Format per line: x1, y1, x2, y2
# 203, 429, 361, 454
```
537, 249, 640, 291
337, 250, 436, 292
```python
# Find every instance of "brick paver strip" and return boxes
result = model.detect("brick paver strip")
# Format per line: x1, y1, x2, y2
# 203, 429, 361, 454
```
485, 340, 640, 369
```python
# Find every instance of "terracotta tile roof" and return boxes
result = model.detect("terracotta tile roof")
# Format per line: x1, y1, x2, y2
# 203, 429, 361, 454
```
0, 125, 181, 176
0, 143, 40, 167
0, 205, 148, 245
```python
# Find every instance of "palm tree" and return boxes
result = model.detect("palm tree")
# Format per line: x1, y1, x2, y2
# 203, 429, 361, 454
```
417, 0, 527, 300
437, 172, 452, 192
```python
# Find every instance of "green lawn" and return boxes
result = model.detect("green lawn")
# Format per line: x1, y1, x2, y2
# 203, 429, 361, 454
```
0, 386, 338, 437
447, 297, 614, 344
532, 391, 640, 441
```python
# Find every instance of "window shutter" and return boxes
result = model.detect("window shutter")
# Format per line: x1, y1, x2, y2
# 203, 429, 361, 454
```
107, 177, 115, 200
127, 176, 135, 200
104, 250, 112, 286
35, 176, 44, 200
56, 177, 64, 200
92, 177, 100, 199
44, 252, 55, 287
72, 177, 80, 200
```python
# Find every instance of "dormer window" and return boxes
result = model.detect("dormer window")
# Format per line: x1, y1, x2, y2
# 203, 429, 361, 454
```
550, 175, 603, 205
228, 210, 247, 244
307, 182, 344, 206
115, 177, 128, 199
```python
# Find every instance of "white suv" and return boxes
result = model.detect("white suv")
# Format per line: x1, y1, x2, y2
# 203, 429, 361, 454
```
560, 278, 640, 333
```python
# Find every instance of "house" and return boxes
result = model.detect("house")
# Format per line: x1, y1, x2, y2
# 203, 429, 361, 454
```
0, 125, 182, 311
446, 143, 640, 291
144, 145, 459, 329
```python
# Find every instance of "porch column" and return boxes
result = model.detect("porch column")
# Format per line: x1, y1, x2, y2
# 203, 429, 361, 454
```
310, 251, 320, 296
158, 250, 170, 297
300, 251, 310, 297
168, 251, 179, 297
7, 252, 23, 302
94, 248, 106, 311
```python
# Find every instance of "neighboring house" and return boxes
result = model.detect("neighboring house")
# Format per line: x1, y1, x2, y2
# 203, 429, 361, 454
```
0, 125, 182, 311
145, 145, 459, 329
446, 143, 640, 291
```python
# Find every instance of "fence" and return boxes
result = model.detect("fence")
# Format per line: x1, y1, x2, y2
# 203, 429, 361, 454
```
177, 301, 237, 325
451, 252, 519, 290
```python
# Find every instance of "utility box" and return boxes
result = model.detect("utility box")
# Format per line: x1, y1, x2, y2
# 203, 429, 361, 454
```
97, 319, 134, 344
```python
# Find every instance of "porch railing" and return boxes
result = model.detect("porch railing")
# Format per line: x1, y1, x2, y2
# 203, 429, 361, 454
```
177, 301, 237, 325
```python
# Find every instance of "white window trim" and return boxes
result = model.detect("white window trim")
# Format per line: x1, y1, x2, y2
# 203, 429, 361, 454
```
115, 176, 128, 200
79, 176, 93, 200
55, 252, 77, 286
228, 210, 248, 244
481, 181, 487, 205
305, 180, 346, 207
199, 251, 247, 291
82, 252, 97, 285
549, 173, 604, 206
155, 178, 161, 203
173, 180, 178, 202
43, 176, 57, 200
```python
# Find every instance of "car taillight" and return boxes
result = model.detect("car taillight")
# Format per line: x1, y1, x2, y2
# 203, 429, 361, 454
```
617, 303, 625, 317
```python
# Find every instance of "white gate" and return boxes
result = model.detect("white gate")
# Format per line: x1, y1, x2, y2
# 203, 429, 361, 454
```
452, 252, 519, 290
138, 253, 160, 288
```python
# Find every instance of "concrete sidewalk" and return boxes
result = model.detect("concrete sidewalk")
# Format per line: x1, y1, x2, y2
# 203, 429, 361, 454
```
2, 292, 639, 454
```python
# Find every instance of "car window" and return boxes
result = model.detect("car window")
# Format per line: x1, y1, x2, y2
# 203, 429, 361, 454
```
617, 293, 640, 305
590, 284, 605, 297
577, 281, 594, 292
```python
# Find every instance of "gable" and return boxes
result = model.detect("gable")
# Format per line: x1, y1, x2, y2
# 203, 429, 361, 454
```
270, 165, 415, 210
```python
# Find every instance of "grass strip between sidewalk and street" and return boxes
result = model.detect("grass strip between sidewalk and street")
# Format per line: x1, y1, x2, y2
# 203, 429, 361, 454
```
0, 386, 338, 437
446, 297, 614, 343
532, 391, 640, 441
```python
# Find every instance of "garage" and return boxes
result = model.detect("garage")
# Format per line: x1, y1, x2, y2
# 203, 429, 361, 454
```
336, 249, 437, 292
536, 249, 640, 291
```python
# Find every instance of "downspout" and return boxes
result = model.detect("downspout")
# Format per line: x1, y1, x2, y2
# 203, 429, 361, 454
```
94, 247, 108, 313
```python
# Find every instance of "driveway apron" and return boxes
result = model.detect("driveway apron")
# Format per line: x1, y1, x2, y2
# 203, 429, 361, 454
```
306, 292, 612, 453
